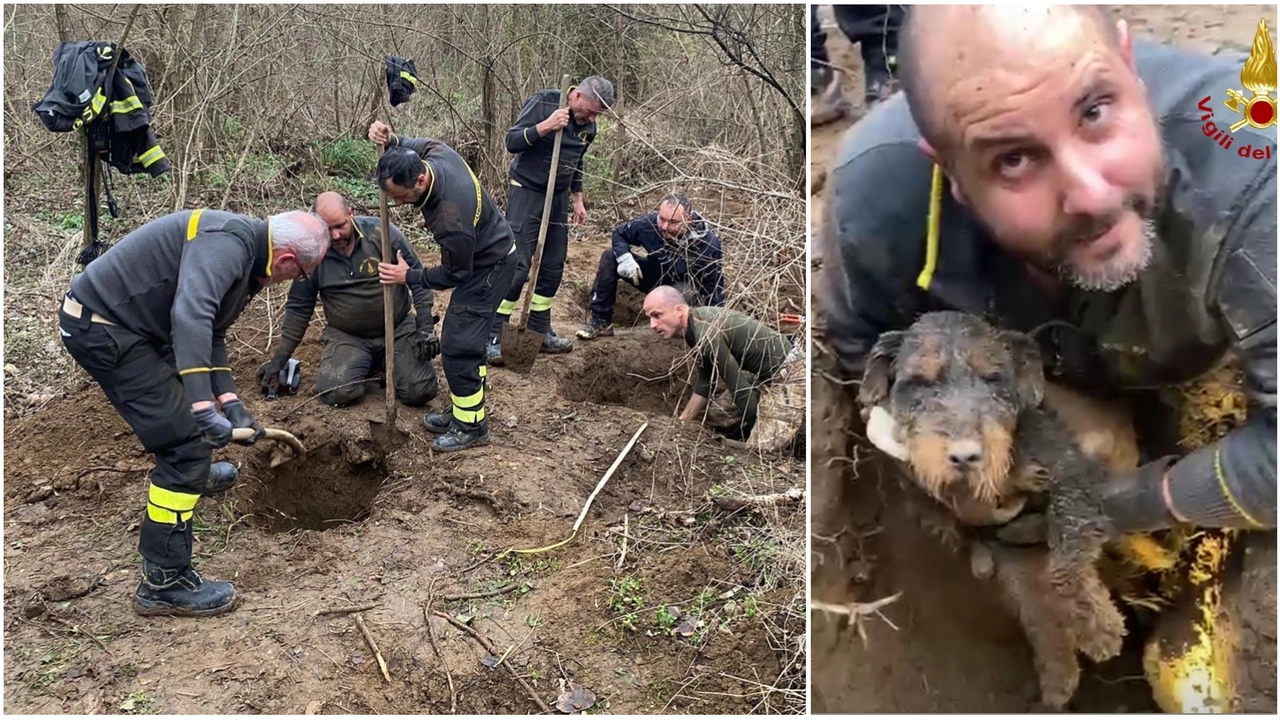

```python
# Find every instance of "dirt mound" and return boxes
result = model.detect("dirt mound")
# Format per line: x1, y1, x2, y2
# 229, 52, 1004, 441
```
556, 334, 691, 414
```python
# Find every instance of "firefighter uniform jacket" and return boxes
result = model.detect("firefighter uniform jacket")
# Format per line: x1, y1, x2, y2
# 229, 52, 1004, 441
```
32, 40, 169, 176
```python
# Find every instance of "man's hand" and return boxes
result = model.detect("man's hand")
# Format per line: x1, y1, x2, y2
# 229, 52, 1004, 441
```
571, 196, 588, 226
537, 108, 571, 136
368, 121, 392, 146
192, 405, 234, 448
1102, 461, 1181, 533
257, 354, 287, 393
222, 400, 265, 445
379, 250, 410, 286
866, 406, 909, 461
678, 393, 710, 422
412, 321, 441, 361
617, 252, 643, 283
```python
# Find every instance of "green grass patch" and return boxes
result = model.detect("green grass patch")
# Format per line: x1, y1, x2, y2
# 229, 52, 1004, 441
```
320, 136, 376, 179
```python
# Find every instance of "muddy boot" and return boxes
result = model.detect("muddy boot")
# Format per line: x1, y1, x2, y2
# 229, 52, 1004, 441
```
486, 336, 504, 367
432, 418, 490, 453
133, 562, 236, 617
423, 411, 451, 434
811, 66, 851, 126
576, 315, 615, 341
540, 330, 574, 354
199, 462, 238, 496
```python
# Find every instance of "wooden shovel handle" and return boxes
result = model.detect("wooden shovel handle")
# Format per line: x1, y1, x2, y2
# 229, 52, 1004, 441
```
376, 142, 397, 425
232, 427, 306, 456
515, 74, 574, 329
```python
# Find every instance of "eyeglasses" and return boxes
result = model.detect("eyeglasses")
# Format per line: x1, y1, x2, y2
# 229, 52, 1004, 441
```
293, 258, 310, 282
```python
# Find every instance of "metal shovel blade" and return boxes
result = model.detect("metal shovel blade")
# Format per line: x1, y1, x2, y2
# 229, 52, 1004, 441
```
368, 414, 409, 451
501, 322, 542, 374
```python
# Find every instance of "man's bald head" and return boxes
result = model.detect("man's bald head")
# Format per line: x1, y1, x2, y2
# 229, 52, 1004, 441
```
900, 5, 1122, 150
312, 191, 357, 254
643, 286, 691, 339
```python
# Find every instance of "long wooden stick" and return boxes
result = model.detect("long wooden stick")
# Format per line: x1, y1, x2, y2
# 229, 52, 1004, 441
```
354, 613, 392, 682
376, 142, 398, 427
434, 611, 551, 713
424, 579, 457, 713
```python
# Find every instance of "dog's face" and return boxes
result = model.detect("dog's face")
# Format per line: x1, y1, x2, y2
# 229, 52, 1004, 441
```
859, 312, 1045, 502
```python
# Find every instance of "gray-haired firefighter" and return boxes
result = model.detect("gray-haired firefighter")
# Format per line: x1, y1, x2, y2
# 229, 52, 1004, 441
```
487, 75, 616, 363
367, 121, 517, 452
257, 191, 440, 407
58, 209, 330, 617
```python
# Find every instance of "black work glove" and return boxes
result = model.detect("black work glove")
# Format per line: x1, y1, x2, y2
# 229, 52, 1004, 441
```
1102, 458, 1179, 533
222, 400, 266, 446
257, 354, 288, 394
193, 405, 234, 449
412, 322, 440, 361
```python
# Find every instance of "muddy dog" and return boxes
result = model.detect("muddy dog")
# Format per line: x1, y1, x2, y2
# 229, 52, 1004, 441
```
858, 311, 1127, 708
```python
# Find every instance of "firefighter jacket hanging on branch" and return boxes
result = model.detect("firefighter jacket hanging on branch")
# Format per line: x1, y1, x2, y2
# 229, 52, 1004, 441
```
32, 41, 169, 264
385, 55, 420, 107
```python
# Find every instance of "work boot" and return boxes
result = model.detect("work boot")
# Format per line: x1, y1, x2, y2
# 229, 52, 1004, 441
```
811, 66, 851, 126
201, 462, 238, 495
486, 337, 504, 367
432, 418, 490, 453
423, 411, 451, 434
576, 316, 615, 341
540, 330, 574, 354
133, 562, 236, 617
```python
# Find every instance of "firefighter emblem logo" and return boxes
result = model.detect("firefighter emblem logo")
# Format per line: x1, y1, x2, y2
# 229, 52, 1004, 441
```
1224, 18, 1276, 131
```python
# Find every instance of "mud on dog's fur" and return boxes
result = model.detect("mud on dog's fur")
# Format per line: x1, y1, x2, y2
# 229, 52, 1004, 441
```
859, 311, 1126, 709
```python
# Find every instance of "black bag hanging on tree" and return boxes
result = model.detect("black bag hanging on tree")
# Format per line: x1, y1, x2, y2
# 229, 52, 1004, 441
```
385, 56, 420, 107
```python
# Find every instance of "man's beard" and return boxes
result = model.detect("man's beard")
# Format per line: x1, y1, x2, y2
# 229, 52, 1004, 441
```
1050, 192, 1158, 292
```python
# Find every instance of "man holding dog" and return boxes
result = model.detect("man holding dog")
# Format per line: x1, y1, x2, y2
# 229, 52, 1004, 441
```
825, 4, 1275, 533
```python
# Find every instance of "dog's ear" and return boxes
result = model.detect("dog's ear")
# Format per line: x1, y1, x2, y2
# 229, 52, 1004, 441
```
1000, 330, 1045, 409
858, 331, 903, 409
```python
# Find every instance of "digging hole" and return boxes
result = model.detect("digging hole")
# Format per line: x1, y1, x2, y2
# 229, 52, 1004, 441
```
557, 336, 690, 414
249, 441, 386, 533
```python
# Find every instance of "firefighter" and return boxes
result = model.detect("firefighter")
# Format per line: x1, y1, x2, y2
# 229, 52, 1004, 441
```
643, 286, 791, 437
578, 193, 726, 340
811, 4, 905, 125
58, 209, 329, 617
367, 121, 517, 452
257, 191, 439, 407
487, 75, 616, 363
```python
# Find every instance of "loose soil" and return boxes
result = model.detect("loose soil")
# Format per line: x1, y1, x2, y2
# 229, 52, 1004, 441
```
3, 194, 804, 713
810, 4, 1275, 713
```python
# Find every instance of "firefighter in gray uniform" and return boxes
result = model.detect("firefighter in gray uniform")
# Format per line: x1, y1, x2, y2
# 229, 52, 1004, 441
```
58, 209, 329, 617
367, 121, 517, 452
488, 75, 615, 363
258, 192, 440, 407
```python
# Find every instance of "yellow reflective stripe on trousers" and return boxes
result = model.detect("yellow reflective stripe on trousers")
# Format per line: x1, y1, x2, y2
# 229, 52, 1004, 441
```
137, 145, 165, 167
478, 364, 488, 379
452, 386, 485, 423
497, 298, 517, 316
186, 208, 205, 241
531, 293, 554, 312
147, 484, 200, 525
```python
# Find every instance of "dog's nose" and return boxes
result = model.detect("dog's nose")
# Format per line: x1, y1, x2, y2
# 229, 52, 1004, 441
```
947, 440, 983, 467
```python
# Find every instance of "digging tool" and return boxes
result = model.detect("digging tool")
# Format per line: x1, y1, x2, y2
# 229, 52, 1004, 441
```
501, 75, 574, 374
367, 140, 410, 449
232, 427, 306, 468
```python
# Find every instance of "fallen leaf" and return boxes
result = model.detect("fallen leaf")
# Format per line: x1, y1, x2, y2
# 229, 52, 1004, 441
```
305, 700, 324, 715
349, 652, 365, 666
674, 618, 697, 637
480, 654, 501, 668
555, 681, 597, 713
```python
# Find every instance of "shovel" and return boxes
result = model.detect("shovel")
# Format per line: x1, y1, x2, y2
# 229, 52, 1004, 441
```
368, 141, 410, 449
232, 427, 306, 468
502, 74, 573, 374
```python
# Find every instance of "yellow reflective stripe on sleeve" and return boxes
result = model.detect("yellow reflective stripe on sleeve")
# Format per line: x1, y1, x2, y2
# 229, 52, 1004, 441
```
497, 298, 517, 316
1213, 448, 1264, 528
466, 166, 483, 227
916, 164, 943, 290
530, 293, 554, 312
178, 367, 212, 375
399, 70, 419, 87
110, 95, 143, 113
137, 145, 165, 167
186, 209, 206, 241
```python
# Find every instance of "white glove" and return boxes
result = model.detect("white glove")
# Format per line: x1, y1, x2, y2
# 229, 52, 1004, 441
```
866, 406, 909, 461
617, 252, 643, 283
